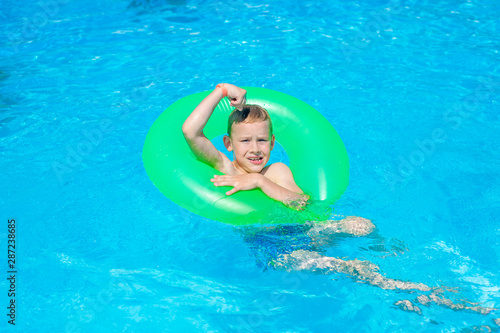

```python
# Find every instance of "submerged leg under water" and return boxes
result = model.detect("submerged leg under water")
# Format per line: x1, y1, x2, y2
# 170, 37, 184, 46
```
245, 217, 497, 318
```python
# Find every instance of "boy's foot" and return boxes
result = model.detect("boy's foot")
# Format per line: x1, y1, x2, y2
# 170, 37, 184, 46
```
336, 216, 375, 236
394, 299, 422, 315
416, 293, 497, 315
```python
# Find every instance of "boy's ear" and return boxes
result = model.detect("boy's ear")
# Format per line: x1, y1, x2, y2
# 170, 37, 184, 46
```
270, 134, 275, 150
223, 135, 233, 152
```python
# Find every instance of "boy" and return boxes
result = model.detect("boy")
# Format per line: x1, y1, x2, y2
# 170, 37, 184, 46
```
181, 84, 495, 316
182, 83, 309, 209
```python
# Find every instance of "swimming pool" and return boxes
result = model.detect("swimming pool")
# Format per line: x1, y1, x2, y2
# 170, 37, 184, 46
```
1, 0, 499, 331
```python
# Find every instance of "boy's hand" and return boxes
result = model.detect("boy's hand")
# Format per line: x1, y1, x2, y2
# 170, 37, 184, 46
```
210, 174, 262, 196
223, 84, 246, 110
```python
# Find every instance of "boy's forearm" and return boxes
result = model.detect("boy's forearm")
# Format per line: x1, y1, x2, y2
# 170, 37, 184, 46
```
257, 175, 309, 209
182, 88, 223, 138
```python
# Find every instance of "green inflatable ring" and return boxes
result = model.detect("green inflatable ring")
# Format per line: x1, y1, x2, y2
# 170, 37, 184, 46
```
142, 87, 349, 226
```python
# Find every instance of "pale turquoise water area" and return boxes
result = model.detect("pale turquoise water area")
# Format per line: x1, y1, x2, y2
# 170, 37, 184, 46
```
1, 0, 499, 332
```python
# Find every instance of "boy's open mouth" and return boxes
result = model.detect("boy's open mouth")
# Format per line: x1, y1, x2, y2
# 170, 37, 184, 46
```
248, 157, 264, 165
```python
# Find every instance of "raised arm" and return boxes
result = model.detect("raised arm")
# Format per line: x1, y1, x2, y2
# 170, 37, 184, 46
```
182, 83, 246, 171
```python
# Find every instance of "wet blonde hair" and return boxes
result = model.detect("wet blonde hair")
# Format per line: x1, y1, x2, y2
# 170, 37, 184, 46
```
227, 104, 273, 137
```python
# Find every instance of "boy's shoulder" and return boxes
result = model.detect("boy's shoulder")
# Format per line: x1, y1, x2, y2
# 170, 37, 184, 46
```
262, 162, 293, 181
216, 151, 236, 175
265, 162, 290, 171
263, 162, 303, 194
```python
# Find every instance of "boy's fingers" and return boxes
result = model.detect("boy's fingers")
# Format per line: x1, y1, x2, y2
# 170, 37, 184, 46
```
226, 188, 238, 196
230, 96, 246, 110
212, 179, 236, 187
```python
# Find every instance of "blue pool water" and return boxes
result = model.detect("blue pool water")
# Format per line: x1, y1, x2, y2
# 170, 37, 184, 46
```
1, 0, 499, 331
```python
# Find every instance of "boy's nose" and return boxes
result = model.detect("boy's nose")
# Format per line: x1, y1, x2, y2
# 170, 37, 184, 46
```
249, 141, 260, 153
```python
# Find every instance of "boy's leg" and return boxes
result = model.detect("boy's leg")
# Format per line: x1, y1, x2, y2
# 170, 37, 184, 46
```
306, 216, 375, 246
273, 249, 429, 291
274, 249, 497, 315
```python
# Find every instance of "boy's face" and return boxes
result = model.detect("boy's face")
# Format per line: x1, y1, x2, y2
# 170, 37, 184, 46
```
224, 120, 275, 174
